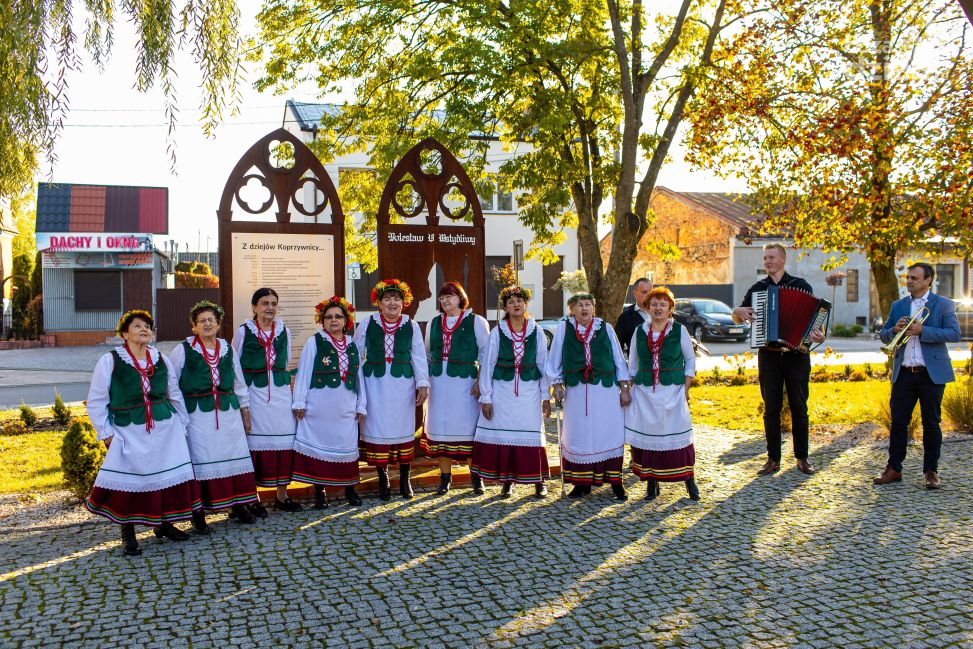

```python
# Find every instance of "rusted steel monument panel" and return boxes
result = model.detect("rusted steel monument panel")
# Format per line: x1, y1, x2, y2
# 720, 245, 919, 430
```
376, 138, 486, 316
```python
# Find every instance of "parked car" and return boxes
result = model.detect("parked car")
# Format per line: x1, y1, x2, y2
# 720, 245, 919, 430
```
673, 298, 749, 342
537, 319, 561, 346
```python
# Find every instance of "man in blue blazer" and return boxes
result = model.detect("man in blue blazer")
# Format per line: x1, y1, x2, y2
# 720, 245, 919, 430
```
875, 262, 961, 489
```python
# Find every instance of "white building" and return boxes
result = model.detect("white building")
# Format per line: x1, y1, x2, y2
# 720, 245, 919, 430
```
282, 100, 581, 321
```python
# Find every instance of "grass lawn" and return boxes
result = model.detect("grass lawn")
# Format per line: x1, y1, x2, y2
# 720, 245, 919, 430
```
0, 429, 66, 495
691, 381, 891, 430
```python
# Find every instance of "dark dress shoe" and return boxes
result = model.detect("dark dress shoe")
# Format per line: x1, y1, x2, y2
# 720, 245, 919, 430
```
274, 497, 304, 512
231, 504, 256, 524
313, 485, 329, 510
757, 460, 781, 476
568, 484, 588, 498
796, 459, 816, 475
470, 473, 486, 495
645, 480, 660, 501
873, 467, 903, 485
499, 482, 513, 498
154, 522, 191, 542
120, 524, 142, 556
534, 483, 548, 498
611, 483, 628, 501
685, 479, 700, 501
436, 473, 452, 496
248, 502, 269, 519
345, 486, 362, 506
924, 471, 941, 490
377, 467, 392, 501
191, 510, 211, 535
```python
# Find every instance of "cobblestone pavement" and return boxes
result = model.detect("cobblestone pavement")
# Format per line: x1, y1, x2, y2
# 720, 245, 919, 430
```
1, 426, 971, 648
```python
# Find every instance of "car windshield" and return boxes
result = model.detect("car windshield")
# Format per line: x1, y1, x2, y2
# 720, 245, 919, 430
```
693, 300, 732, 315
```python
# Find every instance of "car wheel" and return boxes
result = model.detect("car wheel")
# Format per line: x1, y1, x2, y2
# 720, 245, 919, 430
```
693, 324, 705, 341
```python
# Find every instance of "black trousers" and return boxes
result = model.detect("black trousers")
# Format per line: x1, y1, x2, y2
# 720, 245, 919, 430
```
888, 367, 945, 473
758, 348, 811, 461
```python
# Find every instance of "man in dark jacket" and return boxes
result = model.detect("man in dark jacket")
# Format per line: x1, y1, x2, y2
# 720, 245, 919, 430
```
614, 277, 653, 355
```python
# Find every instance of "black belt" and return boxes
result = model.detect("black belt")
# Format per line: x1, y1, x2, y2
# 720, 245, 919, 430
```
902, 365, 926, 373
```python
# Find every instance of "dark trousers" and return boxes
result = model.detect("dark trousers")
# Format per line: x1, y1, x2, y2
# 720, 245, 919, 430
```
758, 348, 811, 461
888, 368, 945, 473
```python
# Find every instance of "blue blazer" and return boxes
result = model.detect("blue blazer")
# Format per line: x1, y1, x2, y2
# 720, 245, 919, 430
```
880, 292, 961, 384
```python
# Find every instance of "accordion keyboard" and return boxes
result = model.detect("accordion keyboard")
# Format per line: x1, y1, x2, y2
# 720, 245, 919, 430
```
750, 290, 768, 348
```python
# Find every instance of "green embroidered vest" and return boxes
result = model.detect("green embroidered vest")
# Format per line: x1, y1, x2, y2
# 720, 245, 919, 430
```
239, 322, 290, 388
634, 322, 686, 387
562, 319, 617, 387
108, 349, 175, 427
429, 312, 478, 379
492, 322, 541, 382
362, 316, 414, 379
310, 333, 360, 391
178, 340, 240, 413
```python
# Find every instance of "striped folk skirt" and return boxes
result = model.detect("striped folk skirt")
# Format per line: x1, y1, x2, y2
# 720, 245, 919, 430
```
630, 445, 695, 482
419, 431, 473, 461
561, 456, 625, 486
198, 473, 259, 511
251, 450, 295, 487
471, 442, 550, 484
86, 480, 202, 527
359, 440, 415, 467
291, 453, 361, 486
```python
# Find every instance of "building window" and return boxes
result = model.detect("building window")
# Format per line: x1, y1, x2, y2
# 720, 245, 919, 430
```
485, 255, 511, 306
353, 267, 381, 309
935, 264, 955, 298
478, 184, 494, 212
846, 269, 859, 302
496, 187, 514, 212
75, 271, 122, 310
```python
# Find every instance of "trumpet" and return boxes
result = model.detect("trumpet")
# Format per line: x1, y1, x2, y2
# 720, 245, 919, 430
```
881, 306, 930, 358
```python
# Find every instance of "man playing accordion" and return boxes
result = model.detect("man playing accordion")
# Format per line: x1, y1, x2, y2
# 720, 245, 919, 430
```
733, 243, 826, 477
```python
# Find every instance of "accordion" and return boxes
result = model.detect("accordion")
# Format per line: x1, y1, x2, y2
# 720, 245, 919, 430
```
750, 285, 831, 352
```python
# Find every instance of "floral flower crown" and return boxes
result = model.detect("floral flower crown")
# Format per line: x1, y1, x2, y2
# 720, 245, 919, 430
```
190, 300, 224, 325
499, 285, 532, 305
567, 292, 596, 307
371, 279, 414, 308
315, 296, 356, 332
116, 309, 154, 336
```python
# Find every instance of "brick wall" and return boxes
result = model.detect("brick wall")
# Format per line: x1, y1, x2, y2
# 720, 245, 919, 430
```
50, 330, 115, 346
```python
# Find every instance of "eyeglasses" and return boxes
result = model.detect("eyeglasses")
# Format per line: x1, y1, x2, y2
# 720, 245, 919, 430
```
196, 318, 219, 325
322, 315, 345, 320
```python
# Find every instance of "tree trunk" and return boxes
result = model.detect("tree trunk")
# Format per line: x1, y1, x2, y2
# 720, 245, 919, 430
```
871, 254, 900, 323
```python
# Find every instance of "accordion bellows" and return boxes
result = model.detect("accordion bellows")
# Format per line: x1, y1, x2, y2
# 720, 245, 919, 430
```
751, 285, 832, 353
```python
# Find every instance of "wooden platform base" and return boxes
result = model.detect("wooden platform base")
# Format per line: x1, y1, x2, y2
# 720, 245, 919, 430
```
257, 451, 562, 502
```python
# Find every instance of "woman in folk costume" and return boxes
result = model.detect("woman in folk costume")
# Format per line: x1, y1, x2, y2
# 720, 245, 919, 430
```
353, 279, 430, 500
231, 287, 302, 514
292, 297, 366, 508
168, 300, 258, 534
85, 310, 199, 556
421, 282, 490, 495
472, 286, 552, 499
546, 293, 631, 501
625, 286, 700, 501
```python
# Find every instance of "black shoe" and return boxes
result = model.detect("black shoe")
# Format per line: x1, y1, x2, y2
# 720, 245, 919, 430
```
436, 473, 452, 496
345, 486, 362, 506
470, 473, 486, 495
535, 483, 548, 499
377, 467, 392, 501
274, 497, 304, 512
611, 483, 628, 501
153, 522, 191, 542
313, 485, 329, 510
645, 480, 660, 501
120, 524, 141, 556
231, 504, 256, 524
399, 463, 414, 499
249, 501, 269, 519
568, 484, 587, 498
191, 510, 211, 535
685, 478, 700, 501
499, 482, 512, 498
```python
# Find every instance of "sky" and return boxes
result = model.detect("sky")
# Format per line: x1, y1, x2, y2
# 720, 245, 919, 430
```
42, 0, 744, 251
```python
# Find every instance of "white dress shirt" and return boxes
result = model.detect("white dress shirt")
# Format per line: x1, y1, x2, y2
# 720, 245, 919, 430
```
903, 290, 930, 368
